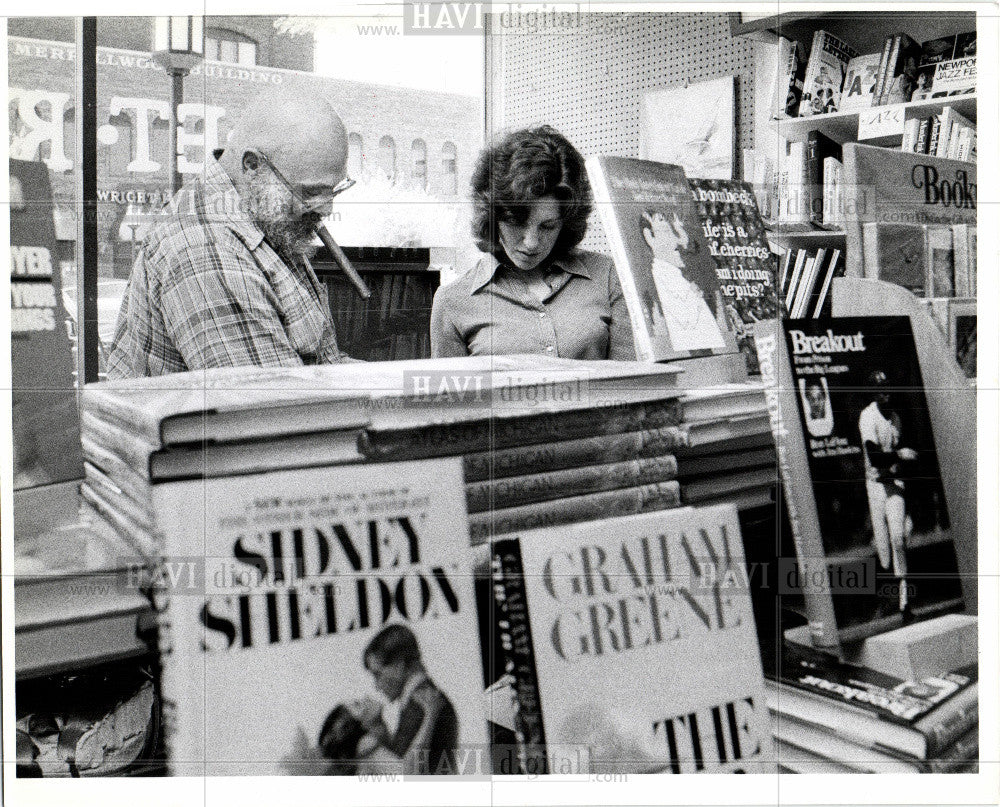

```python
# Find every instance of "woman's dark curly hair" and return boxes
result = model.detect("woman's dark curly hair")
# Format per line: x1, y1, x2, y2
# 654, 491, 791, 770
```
471, 125, 592, 260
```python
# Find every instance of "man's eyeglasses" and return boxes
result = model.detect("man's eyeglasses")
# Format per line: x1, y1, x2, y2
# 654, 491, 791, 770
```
253, 150, 355, 207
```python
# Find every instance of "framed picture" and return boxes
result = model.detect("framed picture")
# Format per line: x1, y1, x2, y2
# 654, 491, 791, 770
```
948, 298, 976, 380
639, 76, 735, 180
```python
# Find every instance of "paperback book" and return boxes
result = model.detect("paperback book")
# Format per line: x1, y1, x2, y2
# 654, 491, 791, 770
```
152, 458, 489, 776
839, 52, 881, 110
799, 30, 858, 116
586, 156, 737, 362
491, 505, 775, 774
754, 317, 963, 649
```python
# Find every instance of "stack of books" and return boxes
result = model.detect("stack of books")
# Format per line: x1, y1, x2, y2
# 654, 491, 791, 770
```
77, 354, 780, 776
767, 638, 979, 773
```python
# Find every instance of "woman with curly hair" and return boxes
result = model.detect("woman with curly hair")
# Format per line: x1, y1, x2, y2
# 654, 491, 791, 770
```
430, 126, 635, 360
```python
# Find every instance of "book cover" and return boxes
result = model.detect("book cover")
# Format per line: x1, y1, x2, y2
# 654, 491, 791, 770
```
755, 317, 963, 648
586, 156, 737, 362
924, 225, 955, 297
861, 223, 926, 294
930, 56, 976, 97
880, 34, 922, 105
766, 641, 977, 759
839, 52, 882, 110
771, 37, 806, 118
151, 458, 488, 776
912, 32, 960, 99
799, 30, 859, 116
492, 505, 775, 773
805, 131, 841, 225
687, 178, 781, 373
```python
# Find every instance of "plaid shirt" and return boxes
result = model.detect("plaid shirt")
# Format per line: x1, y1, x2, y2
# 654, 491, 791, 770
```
430, 250, 636, 360
106, 156, 345, 379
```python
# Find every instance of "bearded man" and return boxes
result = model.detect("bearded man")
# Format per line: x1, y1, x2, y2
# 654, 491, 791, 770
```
106, 89, 355, 378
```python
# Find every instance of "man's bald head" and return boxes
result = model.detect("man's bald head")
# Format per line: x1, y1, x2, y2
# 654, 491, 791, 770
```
220, 88, 349, 190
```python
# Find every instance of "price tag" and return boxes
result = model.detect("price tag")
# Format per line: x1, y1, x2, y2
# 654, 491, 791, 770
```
858, 105, 906, 141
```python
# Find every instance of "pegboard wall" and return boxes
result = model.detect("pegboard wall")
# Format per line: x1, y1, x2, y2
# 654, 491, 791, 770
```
487, 12, 758, 252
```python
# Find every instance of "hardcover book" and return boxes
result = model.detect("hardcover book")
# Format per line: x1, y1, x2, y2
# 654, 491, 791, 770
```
586, 156, 737, 362
82, 355, 682, 448
839, 52, 882, 110
804, 131, 841, 226
151, 458, 488, 776
766, 641, 977, 761
799, 30, 858, 116
687, 178, 781, 374
879, 34, 922, 105
771, 37, 806, 118
754, 317, 963, 648
491, 505, 775, 773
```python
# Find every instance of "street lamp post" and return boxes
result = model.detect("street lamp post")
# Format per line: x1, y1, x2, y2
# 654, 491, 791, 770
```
152, 17, 204, 194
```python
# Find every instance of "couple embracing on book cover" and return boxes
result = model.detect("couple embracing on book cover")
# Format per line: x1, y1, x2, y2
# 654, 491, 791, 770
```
283, 624, 459, 777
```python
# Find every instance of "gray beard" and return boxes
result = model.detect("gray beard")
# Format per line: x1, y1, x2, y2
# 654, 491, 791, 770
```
245, 176, 319, 262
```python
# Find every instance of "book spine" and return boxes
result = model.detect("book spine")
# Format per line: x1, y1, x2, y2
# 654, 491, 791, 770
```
798, 30, 824, 117
80, 389, 162, 447
924, 724, 979, 771
466, 455, 678, 513
491, 539, 548, 774
81, 410, 155, 478
935, 109, 953, 158
901, 118, 920, 152
805, 133, 823, 225
927, 115, 943, 156
915, 117, 931, 153
467, 481, 681, 544
771, 37, 796, 118
877, 35, 902, 105
811, 249, 842, 318
360, 398, 682, 461
873, 36, 894, 105
924, 697, 979, 757
462, 426, 688, 482
753, 320, 841, 650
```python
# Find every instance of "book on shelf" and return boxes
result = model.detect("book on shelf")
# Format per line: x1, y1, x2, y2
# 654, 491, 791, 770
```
809, 248, 842, 319
777, 140, 809, 227
687, 178, 782, 374
153, 457, 489, 776
770, 36, 806, 118
790, 249, 824, 319
912, 31, 976, 100
951, 223, 974, 298
839, 52, 881, 111
821, 156, 843, 227
754, 317, 964, 649
805, 130, 841, 227
490, 504, 776, 774
586, 156, 737, 362
766, 640, 977, 763
799, 30, 858, 116
862, 223, 926, 294
929, 55, 976, 99
924, 225, 955, 297
877, 34, 922, 105
935, 106, 974, 159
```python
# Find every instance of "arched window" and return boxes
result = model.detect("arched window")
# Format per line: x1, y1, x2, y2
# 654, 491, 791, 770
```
411, 138, 427, 190
378, 135, 396, 180
441, 142, 457, 195
205, 27, 257, 66
347, 133, 364, 178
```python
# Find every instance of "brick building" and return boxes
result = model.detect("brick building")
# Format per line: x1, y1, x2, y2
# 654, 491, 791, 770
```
8, 17, 481, 275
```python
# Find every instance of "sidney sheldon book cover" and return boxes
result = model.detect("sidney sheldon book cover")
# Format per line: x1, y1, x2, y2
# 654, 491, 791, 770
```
756, 317, 963, 647
151, 458, 488, 776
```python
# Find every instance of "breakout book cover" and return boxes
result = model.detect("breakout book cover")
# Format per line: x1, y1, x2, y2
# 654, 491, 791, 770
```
755, 317, 963, 648
151, 458, 488, 776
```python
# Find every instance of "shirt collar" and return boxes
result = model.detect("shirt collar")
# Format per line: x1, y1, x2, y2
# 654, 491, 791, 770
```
469, 251, 593, 294
198, 150, 265, 250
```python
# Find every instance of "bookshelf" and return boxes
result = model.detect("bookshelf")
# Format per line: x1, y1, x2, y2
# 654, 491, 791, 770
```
774, 94, 977, 144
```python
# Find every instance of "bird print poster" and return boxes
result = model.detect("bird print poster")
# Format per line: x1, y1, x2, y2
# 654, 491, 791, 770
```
639, 76, 735, 180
